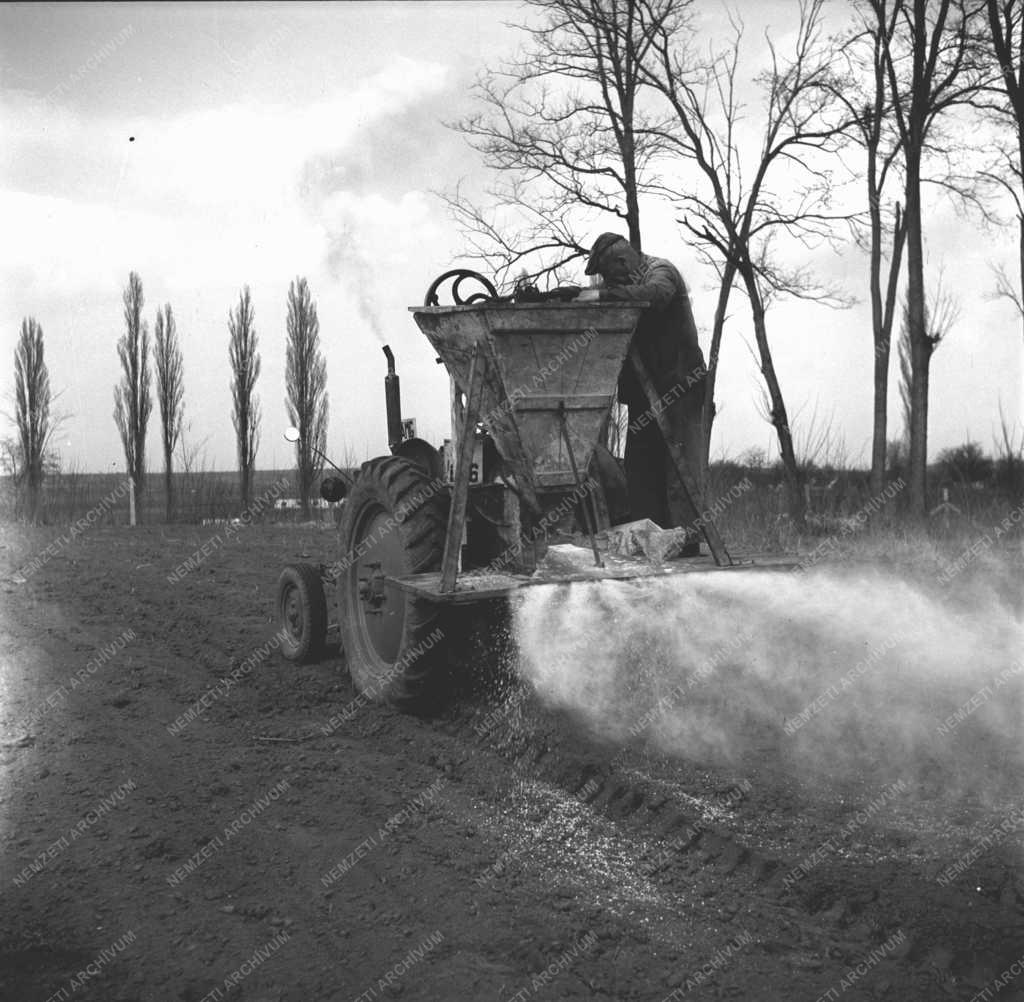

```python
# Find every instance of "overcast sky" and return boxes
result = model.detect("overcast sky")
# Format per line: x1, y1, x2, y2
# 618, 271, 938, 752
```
1, 1, 1021, 474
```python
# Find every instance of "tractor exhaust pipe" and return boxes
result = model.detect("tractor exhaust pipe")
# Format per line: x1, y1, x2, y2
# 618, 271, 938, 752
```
383, 345, 403, 452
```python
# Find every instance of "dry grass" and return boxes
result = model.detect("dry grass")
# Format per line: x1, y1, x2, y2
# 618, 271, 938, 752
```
708, 462, 1023, 573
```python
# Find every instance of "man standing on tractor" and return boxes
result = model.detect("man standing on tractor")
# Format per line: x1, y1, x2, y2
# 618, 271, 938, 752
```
576, 232, 708, 554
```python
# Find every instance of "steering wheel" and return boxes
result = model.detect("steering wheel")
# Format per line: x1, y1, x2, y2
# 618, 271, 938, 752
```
423, 269, 499, 307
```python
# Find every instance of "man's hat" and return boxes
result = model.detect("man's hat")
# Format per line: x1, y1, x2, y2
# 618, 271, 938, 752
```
585, 232, 627, 275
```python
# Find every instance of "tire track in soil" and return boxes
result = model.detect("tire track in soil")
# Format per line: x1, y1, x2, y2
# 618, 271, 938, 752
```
436, 671, 1024, 1001
255, 646, 1024, 1002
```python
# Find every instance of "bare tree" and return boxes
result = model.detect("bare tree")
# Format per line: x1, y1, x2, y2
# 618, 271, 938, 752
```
897, 275, 959, 443
229, 286, 261, 510
113, 271, 152, 520
446, 0, 691, 285
988, 257, 1024, 332
873, 0, 987, 514
13, 317, 53, 522
639, 0, 857, 517
154, 303, 184, 521
831, 5, 910, 492
285, 277, 328, 520
981, 0, 1024, 340
176, 421, 211, 521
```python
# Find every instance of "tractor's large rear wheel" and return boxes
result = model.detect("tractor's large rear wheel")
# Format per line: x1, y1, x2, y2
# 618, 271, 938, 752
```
337, 456, 449, 712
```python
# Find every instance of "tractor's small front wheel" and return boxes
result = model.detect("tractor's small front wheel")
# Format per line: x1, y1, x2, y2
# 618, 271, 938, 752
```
277, 562, 328, 663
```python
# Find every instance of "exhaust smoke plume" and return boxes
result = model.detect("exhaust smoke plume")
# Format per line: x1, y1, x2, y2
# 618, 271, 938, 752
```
512, 561, 1023, 798
325, 217, 388, 346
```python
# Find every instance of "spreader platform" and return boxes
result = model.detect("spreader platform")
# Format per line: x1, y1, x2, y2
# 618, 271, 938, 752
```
388, 552, 801, 605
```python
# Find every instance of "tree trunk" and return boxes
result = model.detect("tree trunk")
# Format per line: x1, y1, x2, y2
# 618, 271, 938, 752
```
27, 464, 41, 523
904, 144, 929, 517
132, 470, 144, 525
622, 117, 642, 252
239, 426, 251, 511
869, 204, 906, 495
1018, 213, 1024, 343
868, 156, 886, 495
701, 258, 737, 475
909, 333, 931, 516
164, 448, 173, 522
739, 265, 804, 522
299, 439, 312, 521
1018, 114, 1024, 344
870, 337, 889, 495
625, 180, 641, 251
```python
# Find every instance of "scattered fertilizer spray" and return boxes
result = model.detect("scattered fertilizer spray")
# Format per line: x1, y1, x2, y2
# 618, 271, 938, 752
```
512, 560, 1023, 796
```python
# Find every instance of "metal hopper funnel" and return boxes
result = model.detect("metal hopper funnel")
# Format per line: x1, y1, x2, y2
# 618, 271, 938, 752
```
410, 302, 647, 502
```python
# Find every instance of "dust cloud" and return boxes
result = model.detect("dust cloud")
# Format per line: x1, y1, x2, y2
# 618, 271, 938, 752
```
512, 560, 1023, 796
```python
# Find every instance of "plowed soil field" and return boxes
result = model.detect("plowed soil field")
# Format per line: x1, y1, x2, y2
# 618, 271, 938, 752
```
1, 522, 1022, 1002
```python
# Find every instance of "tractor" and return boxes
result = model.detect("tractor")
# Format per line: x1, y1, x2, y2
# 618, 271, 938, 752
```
275, 270, 793, 712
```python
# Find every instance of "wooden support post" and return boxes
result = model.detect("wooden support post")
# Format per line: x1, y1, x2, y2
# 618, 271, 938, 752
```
628, 350, 732, 567
440, 345, 486, 592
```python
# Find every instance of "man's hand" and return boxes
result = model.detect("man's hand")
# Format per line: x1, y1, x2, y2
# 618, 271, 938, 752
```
576, 288, 600, 302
